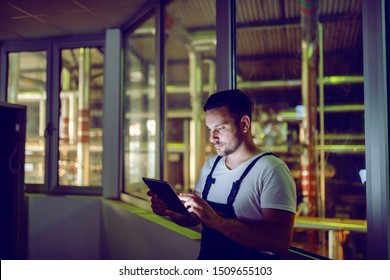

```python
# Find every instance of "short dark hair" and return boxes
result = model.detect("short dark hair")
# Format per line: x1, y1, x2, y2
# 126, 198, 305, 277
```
203, 89, 253, 123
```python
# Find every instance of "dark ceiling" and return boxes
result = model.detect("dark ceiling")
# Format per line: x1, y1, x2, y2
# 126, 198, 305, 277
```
1, 0, 364, 105
0, 0, 150, 41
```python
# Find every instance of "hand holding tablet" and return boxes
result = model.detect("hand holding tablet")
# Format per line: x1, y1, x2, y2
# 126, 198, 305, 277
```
142, 177, 192, 217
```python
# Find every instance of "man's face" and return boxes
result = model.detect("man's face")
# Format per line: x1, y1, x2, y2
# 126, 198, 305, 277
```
205, 106, 244, 156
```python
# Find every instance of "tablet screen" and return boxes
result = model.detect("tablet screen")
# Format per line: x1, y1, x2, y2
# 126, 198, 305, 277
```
142, 177, 191, 217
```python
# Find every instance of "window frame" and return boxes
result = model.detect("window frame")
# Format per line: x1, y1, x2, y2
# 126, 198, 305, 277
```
0, 35, 105, 195
119, 3, 164, 206
362, 0, 390, 259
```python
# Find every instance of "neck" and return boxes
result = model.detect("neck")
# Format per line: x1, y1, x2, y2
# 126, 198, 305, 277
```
225, 139, 259, 169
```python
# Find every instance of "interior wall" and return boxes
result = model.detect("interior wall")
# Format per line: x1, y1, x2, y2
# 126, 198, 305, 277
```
26, 195, 200, 260
101, 201, 199, 260
27, 195, 103, 259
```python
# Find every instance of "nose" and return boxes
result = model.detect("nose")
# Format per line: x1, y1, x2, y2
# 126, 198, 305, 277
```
209, 129, 218, 143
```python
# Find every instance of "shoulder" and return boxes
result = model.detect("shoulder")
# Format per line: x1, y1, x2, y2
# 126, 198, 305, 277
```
198, 154, 224, 179
195, 154, 223, 192
255, 152, 286, 169
204, 154, 223, 168
254, 153, 294, 181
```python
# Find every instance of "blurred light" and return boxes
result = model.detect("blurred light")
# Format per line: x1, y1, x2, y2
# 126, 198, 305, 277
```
359, 169, 366, 184
129, 123, 141, 136
147, 120, 156, 136
296, 105, 305, 119
25, 163, 34, 172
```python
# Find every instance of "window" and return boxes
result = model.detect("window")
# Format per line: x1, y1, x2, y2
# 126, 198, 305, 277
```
235, 0, 365, 259
7, 51, 47, 184
58, 47, 104, 187
122, 0, 217, 199
164, 0, 216, 192
118, 0, 382, 259
123, 11, 157, 199
5, 38, 105, 193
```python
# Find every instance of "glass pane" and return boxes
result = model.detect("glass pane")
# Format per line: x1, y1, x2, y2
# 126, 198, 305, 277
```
58, 47, 104, 187
236, 0, 365, 259
7, 51, 47, 184
123, 13, 157, 198
165, 0, 216, 192
319, 1, 365, 259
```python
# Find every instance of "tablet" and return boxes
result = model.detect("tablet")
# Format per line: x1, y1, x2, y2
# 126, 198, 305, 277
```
142, 177, 191, 217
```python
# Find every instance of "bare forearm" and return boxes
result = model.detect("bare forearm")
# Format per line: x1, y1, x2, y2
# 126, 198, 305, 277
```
170, 212, 201, 228
212, 217, 293, 254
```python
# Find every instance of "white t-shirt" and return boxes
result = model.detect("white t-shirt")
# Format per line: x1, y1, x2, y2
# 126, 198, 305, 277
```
195, 152, 297, 222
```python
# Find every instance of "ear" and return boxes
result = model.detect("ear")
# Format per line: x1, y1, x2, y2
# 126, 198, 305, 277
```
240, 115, 251, 133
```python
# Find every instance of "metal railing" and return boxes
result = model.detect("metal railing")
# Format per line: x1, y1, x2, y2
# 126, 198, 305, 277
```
293, 217, 367, 259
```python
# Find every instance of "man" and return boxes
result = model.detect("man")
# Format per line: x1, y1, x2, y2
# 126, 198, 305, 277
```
148, 89, 296, 259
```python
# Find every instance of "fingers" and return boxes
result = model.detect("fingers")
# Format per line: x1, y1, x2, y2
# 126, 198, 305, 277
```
146, 190, 157, 198
179, 193, 208, 216
147, 191, 172, 216
179, 193, 221, 228
178, 193, 197, 202
151, 202, 172, 216
179, 193, 199, 209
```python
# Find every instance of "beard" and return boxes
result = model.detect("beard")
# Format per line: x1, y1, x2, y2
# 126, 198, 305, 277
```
214, 129, 244, 156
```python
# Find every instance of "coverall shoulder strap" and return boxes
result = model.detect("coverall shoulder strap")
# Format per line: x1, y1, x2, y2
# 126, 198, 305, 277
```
237, 152, 275, 183
227, 152, 275, 205
202, 156, 223, 199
